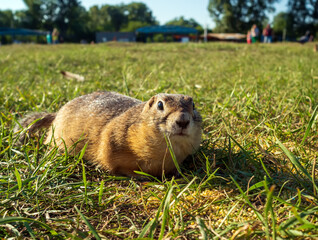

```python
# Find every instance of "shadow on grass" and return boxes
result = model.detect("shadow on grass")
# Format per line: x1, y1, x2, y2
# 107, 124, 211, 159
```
181, 136, 318, 205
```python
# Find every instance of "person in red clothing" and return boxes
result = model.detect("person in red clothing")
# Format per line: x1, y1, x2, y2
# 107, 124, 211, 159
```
247, 31, 252, 44
263, 24, 272, 43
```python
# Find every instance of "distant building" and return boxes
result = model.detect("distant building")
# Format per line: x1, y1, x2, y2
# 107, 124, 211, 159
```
0, 27, 48, 36
0, 27, 48, 44
96, 32, 136, 43
136, 25, 198, 42
201, 33, 247, 42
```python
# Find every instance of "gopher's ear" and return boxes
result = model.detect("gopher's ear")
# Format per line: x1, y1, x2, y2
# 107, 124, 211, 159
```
148, 96, 156, 108
142, 96, 156, 113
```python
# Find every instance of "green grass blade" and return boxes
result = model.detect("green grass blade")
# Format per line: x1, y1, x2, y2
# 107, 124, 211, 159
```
81, 158, 87, 204
196, 216, 209, 240
278, 207, 318, 234
301, 105, 318, 145
259, 157, 273, 181
201, 168, 220, 188
170, 176, 197, 207
264, 183, 276, 240
74, 206, 101, 240
14, 167, 22, 192
159, 184, 174, 240
230, 175, 265, 224
80, 143, 88, 204
98, 179, 104, 206
276, 138, 314, 184
164, 135, 181, 173
164, 134, 189, 181
248, 181, 265, 192
78, 142, 88, 161
23, 222, 36, 239
0, 116, 4, 149
134, 170, 161, 183
138, 218, 157, 238
0, 217, 59, 236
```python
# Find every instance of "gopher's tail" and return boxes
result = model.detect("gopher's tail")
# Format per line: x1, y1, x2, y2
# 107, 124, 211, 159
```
14, 112, 56, 144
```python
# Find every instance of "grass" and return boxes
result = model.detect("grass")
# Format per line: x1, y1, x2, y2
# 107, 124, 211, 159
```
0, 42, 318, 239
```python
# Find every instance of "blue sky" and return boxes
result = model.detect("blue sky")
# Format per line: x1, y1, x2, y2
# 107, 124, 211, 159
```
1, 0, 288, 28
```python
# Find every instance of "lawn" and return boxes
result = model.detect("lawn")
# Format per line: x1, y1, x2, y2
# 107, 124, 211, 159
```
0, 42, 318, 239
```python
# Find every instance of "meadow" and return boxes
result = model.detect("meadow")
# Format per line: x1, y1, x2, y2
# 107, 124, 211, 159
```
0, 42, 318, 239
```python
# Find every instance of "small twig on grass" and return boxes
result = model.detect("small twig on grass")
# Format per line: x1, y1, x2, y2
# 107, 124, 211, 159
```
61, 71, 85, 82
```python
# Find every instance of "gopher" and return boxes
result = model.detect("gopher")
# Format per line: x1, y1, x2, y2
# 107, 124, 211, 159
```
15, 91, 202, 177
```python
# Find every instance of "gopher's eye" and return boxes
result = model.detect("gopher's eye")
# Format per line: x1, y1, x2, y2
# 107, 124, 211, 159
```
157, 101, 164, 110
193, 102, 196, 110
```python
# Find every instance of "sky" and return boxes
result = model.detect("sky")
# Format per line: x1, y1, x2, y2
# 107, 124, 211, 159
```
0, 0, 288, 28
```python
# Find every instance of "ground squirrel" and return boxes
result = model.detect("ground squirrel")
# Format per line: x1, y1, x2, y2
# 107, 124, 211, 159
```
15, 91, 202, 177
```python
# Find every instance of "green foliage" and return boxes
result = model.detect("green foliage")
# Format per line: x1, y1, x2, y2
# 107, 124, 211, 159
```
120, 21, 150, 32
273, 12, 289, 34
1, 0, 318, 42
287, 0, 318, 37
0, 1, 156, 42
124, 2, 156, 25
0, 10, 14, 28
87, 4, 127, 32
208, 0, 318, 37
165, 16, 204, 34
165, 16, 201, 28
208, 0, 278, 33
87, 5, 118, 32
47, 0, 89, 41
153, 33, 165, 42
21, 0, 43, 29
1, 43, 318, 238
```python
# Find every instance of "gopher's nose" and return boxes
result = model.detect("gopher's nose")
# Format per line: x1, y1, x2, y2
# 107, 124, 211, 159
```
176, 120, 189, 129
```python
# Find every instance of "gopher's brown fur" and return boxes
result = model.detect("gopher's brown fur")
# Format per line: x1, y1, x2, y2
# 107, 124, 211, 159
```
16, 91, 202, 177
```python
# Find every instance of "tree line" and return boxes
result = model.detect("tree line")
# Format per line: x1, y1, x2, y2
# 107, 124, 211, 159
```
0, 0, 203, 43
208, 0, 318, 40
0, 0, 317, 43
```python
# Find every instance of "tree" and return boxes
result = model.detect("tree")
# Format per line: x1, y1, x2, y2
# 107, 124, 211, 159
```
0, 10, 14, 27
165, 16, 203, 34
208, 0, 278, 33
120, 21, 150, 32
34, 0, 89, 41
287, 0, 318, 37
165, 16, 200, 28
18, 0, 44, 29
2, 1, 158, 42
13, 0, 89, 41
105, 5, 127, 31
119, 2, 157, 31
87, 2, 157, 33
124, 2, 156, 25
52, 0, 88, 41
87, 4, 127, 32
87, 6, 110, 32
0, 10, 15, 44
272, 12, 295, 40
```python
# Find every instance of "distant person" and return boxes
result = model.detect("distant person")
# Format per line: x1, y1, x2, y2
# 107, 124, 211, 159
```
299, 31, 313, 44
52, 28, 59, 44
251, 24, 259, 43
46, 32, 52, 44
263, 24, 272, 43
59, 36, 64, 43
247, 31, 252, 44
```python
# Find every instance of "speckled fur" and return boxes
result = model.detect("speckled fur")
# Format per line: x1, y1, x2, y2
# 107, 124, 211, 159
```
16, 91, 202, 177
